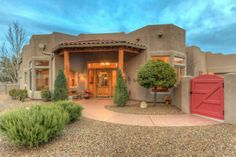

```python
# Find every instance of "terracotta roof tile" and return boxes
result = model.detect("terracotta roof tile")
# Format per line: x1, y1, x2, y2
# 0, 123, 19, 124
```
58, 39, 145, 48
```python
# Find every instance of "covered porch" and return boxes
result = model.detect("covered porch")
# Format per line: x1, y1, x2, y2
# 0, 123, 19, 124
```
53, 40, 145, 97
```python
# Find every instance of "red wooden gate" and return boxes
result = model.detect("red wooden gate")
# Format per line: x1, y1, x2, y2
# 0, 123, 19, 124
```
190, 74, 224, 120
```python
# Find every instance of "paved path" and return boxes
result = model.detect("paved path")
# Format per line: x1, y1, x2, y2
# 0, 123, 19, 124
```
75, 99, 220, 127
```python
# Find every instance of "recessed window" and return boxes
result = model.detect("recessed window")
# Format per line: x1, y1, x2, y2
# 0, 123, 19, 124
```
175, 66, 185, 83
174, 57, 184, 64
29, 62, 32, 90
35, 60, 49, 66
151, 56, 170, 63
24, 72, 27, 84
35, 69, 49, 91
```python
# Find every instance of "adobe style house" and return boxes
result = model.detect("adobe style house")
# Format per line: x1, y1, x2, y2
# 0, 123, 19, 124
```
19, 24, 236, 100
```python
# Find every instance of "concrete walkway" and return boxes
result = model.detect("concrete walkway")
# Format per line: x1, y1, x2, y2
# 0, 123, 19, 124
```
75, 99, 220, 127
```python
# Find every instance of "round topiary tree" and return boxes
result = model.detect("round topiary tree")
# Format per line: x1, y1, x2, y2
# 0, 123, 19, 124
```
53, 70, 68, 101
137, 60, 176, 105
113, 68, 129, 107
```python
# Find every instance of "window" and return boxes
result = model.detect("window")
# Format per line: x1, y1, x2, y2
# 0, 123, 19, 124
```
35, 60, 49, 66
24, 72, 27, 84
173, 57, 184, 64
35, 69, 49, 90
98, 71, 109, 87
151, 56, 170, 63
29, 60, 50, 91
175, 66, 185, 83
29, 62, 32, 90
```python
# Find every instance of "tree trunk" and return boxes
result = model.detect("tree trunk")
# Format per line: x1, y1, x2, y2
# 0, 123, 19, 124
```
154, 86, 157, 105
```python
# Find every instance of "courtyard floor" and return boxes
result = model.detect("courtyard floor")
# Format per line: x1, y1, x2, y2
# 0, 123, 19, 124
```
76, 99, 219, 127
0, 94, 236, 156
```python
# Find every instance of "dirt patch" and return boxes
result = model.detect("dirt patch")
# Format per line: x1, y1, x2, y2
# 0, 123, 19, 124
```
105, 103, 184, 115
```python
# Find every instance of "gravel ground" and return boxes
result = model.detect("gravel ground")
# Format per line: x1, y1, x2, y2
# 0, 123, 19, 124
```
105, 103, 184, 115
0, 93, 50, 113
0, 117, 236, 157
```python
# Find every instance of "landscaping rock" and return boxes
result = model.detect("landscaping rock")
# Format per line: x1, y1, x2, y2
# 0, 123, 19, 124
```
0, 118, 236, 156
140, 101, 148, 108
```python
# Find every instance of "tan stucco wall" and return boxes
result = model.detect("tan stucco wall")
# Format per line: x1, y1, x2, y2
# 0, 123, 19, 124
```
224, 73, 236, 125
20, 24, 187, 101
206, 53, 236, 74
20, 23, 236, 102
186, 46, 207, 76
186, 46, 236, 77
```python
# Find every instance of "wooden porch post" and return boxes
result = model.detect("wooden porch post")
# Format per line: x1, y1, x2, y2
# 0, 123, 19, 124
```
118, 47, 124, 74
64, 50, 70, 94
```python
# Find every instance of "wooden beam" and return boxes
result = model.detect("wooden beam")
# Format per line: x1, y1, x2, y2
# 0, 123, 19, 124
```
58, 47, 141, 55
124, 47, 140, 54
64, 50, 70, 93
59, 48, 118, 55
118, 47, 124, 74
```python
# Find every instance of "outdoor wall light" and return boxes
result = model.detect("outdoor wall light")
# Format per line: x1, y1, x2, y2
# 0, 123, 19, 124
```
158, 32, 163, 38
79, 74, 86, 80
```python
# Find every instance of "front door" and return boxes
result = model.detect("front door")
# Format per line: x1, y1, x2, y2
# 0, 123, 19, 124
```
96, 69, 111, 97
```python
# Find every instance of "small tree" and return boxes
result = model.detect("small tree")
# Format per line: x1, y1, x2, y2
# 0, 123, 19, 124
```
137, 60, 176, 105
53, 70, 68, 101
0, 22, 27, 83
113, 69, 129, 107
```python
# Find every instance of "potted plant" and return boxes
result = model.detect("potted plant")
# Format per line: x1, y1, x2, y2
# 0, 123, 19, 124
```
83, 90, 90, 99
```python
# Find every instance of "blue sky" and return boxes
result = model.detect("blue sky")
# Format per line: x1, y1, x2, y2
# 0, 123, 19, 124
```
0, 0, 236, 54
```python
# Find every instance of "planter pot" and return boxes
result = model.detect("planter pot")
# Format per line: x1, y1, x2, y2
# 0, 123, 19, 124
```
152, 87, 168, 92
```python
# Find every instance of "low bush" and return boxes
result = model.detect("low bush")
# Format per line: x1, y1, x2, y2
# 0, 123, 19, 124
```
0, 105, 69, 147
9, 89, 18, 99
18, 89, 28, 102
55, 101, 83, 122
8, 89, 28, 102
41, 90, 52, 102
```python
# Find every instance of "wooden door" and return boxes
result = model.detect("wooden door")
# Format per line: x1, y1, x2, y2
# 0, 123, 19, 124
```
96, 69, 111, 97
191, 74, 224, 120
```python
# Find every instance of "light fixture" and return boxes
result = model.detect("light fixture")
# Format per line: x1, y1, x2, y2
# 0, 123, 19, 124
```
100, 62, 110, 66
79, 73, 86, 80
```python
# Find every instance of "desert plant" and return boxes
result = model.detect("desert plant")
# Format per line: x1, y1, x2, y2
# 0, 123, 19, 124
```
137, 60, 176, 105
0, 105, 69, 147
8, 89, 18, 99
53, 70, 68, 101
55, 101, 83, 122
18, 89, 27, 102
113, 69, 129, 107
41, 89, 52, 101
8, 89, 27, 101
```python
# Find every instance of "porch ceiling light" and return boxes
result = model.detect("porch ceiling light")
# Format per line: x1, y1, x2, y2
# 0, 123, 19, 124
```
100, 62, 110, 66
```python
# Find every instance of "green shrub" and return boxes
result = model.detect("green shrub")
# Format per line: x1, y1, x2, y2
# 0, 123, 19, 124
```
9, 89, 18, 99
18, 89, 28, 102
53, 70, 68, 101
0, 105, 69, 147
137, 60, 176, 104
41, 89, 52, 101
55, 101, 83, 122
113, 69, 129, 107
8, 89, 28, 102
